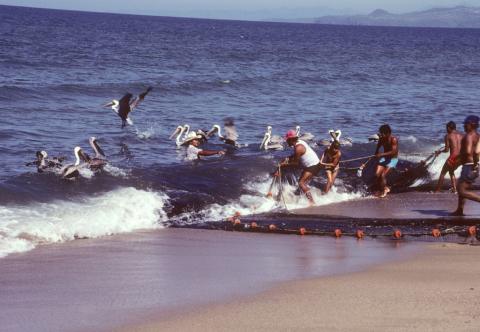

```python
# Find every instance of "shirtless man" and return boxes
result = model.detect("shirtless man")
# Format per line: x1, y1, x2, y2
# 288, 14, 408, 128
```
434, 121, 463, 193
452, 115, 480, 216
320, 140, 342, 195
372, 124, 398, 198
279, 129, 321, 206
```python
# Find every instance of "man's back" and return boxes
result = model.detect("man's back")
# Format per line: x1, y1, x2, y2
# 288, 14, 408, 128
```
446, 131, 463, 155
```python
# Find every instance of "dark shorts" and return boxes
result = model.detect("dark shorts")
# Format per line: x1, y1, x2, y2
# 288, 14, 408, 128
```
304, 163, 321, 177
459, 165, 479, 184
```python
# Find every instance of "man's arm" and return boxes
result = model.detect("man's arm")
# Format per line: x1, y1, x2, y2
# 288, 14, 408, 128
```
198, 150, 224, 156
319, 147, 328, 165
280, 145, 305, 168
322, 151, 342, 167
378, 137, 398, 158
436, 135, 450, 154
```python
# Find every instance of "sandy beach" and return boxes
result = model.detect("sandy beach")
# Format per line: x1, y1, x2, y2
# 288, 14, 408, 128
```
121, 243, 480, 332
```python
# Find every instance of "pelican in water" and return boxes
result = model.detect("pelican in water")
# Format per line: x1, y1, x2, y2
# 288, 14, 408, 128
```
170, 125, 186, 147
26, 151, 64, 173
102, 86, 153, 128
296, 126, 314, 142
207, 120, 240, 147
266, 126, 283, 144
316, 130, 353, 146
368, 134, 379, 142
83, 137, 108, 169
58, 147, 89, 179
260, 133, 284, 150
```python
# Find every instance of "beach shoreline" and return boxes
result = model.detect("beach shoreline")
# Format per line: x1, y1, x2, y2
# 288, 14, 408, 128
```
117, 242, 480, 332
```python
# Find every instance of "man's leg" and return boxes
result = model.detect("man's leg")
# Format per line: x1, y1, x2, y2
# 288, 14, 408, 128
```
449, 169, 457, 193
453, 181, 470, 216
325, 171, 333, 194
374, 165, 385, 194
436, 168, 448, 193
299, 171, 315, 205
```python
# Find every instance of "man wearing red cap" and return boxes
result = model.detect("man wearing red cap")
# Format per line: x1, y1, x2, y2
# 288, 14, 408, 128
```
452, 115, 480, 216
279, 129, 321, 206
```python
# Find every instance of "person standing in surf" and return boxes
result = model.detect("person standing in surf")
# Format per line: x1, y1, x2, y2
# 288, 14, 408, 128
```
452, 115, 480, 216
279, 130, 321, 206
320, 140, 342, 195
184, 132, 225, 161
434, 121, 463, 194
372, 124, 398, 198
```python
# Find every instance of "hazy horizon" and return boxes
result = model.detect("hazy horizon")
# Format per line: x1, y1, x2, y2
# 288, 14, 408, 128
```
0, 0, 478, 20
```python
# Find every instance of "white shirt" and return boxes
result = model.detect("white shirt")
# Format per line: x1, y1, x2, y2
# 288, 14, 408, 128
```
296, 140, 320, 168
185, 145, 202, 161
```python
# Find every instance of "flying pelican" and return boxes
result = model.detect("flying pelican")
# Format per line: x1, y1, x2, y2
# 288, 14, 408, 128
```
296, 126, 314, 142
266, 126, 283, 144
260, 133, 284, 150
207, 120, 240, 147
26, 151, 65, 173
83, 137, 108, 169
102, 86, 153, 128
170, 125, 186, 147
58, 147, 89, 179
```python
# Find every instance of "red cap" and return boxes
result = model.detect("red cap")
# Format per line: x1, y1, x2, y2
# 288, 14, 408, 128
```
283, 129, 297, 140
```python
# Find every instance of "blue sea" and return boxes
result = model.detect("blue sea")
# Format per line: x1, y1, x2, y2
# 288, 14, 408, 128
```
1, 5, 480, 258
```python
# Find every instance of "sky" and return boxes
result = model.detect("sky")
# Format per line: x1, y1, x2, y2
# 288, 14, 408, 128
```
0, 0, 478, 18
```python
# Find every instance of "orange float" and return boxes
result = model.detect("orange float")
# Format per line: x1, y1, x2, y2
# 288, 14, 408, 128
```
334, 229, 341, 237
432, 229, 440, 237
234, 219, 241, 224
251, 222, 258, 228
404, 168, 409, 172
234, 211, 241, 217
274, 173, 279, 178
393, 230, 402, 238
267, 192, 273, 198
356, 230, 364, 238
299, 228, 306, 235
269, 224, 276, 231
468, 226, 476, 235
227, 217, 233, 222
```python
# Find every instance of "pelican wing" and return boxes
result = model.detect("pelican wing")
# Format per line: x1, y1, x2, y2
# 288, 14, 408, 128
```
224, 122, 238, 141
118, 93, 133, 120
129, 86, 153, 112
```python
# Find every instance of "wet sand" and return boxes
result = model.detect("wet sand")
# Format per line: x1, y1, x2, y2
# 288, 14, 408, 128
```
294, 191, 480, 220
120, 243, 480, 332
0, 228, 416, 332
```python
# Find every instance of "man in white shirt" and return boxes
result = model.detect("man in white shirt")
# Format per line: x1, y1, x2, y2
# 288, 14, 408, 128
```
279, 129, 321, 206
185, 132, 225, 161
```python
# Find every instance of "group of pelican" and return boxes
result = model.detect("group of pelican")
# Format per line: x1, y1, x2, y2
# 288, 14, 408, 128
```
260, 125, 317, 150
170, 120, 240, 148
26, 137, 108, 179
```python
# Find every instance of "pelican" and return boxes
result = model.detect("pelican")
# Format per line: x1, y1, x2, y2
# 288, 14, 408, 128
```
315, 139, 331, 146
207, 120, 240, 147
84, 137, 108, 169
102, 86, 153, 128
58, 147, 89, 179
260, 133, 284, 150
296, 126, 314, 142
182, 124, 190, 140
26, 151, 64, 173
266, 126, 283, 144
368, 134, 379, 142
170, 125, 186, 147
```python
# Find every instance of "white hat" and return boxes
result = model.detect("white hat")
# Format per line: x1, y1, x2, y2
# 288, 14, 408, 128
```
184, 131, 203, 144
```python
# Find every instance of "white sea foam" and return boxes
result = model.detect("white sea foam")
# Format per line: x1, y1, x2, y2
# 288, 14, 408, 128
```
0, 188, 168, 258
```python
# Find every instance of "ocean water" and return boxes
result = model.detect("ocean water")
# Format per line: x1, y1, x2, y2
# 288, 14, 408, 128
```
1, 5, 480, 258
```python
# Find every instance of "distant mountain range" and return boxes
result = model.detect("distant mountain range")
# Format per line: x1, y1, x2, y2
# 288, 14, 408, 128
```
313, 6, 480, 28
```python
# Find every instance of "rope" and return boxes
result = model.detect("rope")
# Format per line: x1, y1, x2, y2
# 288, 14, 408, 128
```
278, 164, 289, 212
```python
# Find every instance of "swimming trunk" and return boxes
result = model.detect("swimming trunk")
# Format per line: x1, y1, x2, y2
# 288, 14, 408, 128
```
458, 164, 479, 184
325, 164, 339, 174
445, 154, 461, 170
378, 157, 398, 168
304, 163, 321, 177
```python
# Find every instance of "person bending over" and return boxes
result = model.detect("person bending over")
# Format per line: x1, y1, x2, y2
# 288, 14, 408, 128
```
320, 140, 342, 195
373, 124, 398, 198
279, 130, 321, 206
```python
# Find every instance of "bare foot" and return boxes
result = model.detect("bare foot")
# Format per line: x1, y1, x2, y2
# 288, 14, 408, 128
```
309, 201, 317, 207
371, 192, 386, 198
429, 191, 441, 194
385, 187, 390, 193
450, 209, 465, 216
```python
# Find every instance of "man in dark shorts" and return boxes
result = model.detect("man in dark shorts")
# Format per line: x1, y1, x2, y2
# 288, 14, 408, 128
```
452, 115, 480, 216
434, 121, 463, 193
372, 124, 398, 198
279, 130, 321, 206
320, 140, 342, 195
